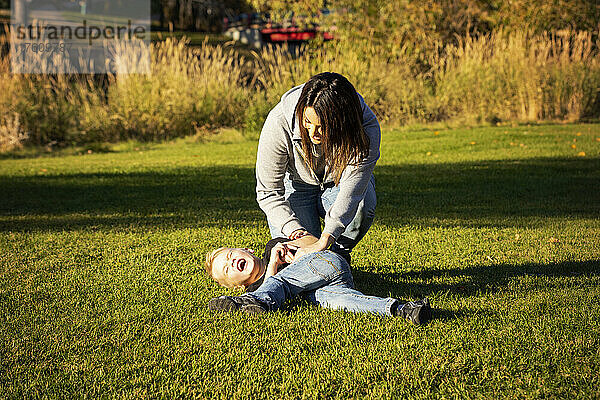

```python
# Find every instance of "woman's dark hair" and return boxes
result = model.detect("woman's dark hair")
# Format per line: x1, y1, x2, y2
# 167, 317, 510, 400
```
295, 72, 369, 185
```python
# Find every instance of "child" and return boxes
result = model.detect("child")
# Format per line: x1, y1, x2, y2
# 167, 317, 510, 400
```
205, 235, 431, 325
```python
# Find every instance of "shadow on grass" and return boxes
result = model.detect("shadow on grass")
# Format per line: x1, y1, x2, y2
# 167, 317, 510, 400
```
375, 157, 599, 228
353, 259, 600, 301
281, 296, 470, 322
0, 157, 598, 232
0, 166, 264, 231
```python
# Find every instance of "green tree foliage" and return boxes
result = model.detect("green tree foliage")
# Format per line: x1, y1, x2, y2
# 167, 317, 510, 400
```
151, 0, 599, 35
328, 1, 495, 62
249, 0, 322, 21
250, 0, 599, 67
493, 0, 600, 32
155, 0, 253, 31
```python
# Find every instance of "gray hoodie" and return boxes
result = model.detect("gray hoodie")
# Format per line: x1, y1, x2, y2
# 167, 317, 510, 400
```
255, 83, 381, 240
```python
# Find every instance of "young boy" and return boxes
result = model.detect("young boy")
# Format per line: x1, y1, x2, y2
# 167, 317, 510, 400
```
205, 235, 432, 325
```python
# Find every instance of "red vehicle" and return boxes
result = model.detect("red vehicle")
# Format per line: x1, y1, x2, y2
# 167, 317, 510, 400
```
224, 11, 334, 47
261, 26, 333, 43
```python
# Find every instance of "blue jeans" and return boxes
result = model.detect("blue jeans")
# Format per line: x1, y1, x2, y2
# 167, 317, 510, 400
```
267, 175, 377, 257
247, 250, 398, 316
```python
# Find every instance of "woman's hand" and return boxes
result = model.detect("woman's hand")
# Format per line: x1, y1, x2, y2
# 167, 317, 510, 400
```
288, 229, 309, 240
287, 233, 318, 248
293, 234, 335, 260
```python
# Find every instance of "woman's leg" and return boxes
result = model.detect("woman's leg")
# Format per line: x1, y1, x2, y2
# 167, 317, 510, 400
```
267, 176, 322, 238
319, 175, 376, 258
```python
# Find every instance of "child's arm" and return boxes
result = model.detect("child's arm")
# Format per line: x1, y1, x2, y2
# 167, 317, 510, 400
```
264, 259, 279, 280
264, 242, 294, 279
263, 235, 319, 280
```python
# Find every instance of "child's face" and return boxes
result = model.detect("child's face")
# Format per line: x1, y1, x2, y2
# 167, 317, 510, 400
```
211, 248, 262, 288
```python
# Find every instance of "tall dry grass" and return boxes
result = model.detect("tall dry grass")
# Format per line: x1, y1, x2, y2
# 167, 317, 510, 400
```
0, 44, 92, 148
104, 38, 252, 141
0, 29, 599, 151
0, 113, 27, 152
246, 39, 434, 133
434, 30, 600, 124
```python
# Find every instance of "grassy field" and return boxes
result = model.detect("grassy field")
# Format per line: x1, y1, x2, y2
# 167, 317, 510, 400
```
1, 124, 599, 398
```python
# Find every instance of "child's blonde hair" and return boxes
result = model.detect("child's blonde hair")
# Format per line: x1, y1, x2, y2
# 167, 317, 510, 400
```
205, 247, 231, 287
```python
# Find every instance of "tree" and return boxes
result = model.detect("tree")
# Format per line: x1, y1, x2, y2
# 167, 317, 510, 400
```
494, 0, 600, 32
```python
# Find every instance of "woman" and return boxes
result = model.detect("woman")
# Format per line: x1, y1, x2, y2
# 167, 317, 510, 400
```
256, 72, 380, 262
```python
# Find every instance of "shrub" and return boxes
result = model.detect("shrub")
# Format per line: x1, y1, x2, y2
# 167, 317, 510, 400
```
107, 38, 251, 141
0, 47, 94, 147
433, 30, 600, 124
0, 113, 28, 152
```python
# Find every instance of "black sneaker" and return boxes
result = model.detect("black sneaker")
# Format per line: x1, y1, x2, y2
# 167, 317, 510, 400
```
395, 298, 432, 325
208, 295, 269, 314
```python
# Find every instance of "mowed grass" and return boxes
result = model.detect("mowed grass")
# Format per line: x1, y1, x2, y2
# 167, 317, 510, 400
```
1, 124, 599, 398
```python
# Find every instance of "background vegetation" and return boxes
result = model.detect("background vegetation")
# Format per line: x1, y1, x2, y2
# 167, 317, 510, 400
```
1, 0, 599, 151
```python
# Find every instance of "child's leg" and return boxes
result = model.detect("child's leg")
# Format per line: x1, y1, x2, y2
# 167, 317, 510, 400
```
248, 250, 353, 310
301, 284, 398, 316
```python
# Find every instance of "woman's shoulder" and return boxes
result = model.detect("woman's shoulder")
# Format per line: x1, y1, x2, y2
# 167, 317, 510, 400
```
276, 83, 305, 121
279, 83, 305, 105
262, 84, 305, 138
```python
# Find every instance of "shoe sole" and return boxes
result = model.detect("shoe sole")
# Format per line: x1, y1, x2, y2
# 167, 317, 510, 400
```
208, 297, 240, 312
414, 298, 432, 325
242, 304, 268, 314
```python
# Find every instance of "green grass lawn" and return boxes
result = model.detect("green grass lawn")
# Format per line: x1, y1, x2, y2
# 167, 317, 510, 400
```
1, 124, 599, 398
